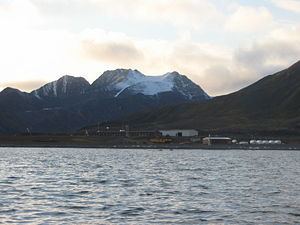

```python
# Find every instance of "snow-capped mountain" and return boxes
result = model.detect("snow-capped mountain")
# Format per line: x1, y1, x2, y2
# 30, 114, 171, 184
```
92, 69, 145, 95
0, 69, 210, 133
32, 75, 90, 99
92, 69, 210, 99
32, 69, 209, 100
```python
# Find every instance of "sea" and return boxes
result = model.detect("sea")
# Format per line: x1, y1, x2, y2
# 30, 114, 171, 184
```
0, 148, 299, 224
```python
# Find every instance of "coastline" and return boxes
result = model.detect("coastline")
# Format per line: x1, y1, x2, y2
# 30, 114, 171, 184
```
1, 143, 300, 151
1, 135, 300, 150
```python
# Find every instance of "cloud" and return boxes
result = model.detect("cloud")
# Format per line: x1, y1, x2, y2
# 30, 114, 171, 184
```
271, 0, 300, 13
201, 65, 252, 96
0, 0, 42, 29
235, 41, 300, 75
126, 0, 222, 29
30, 0, 223, 29
234, 25, 300, 77
225, 6, 274, 32
170, 24, 300, 95
80, 30, 144, 65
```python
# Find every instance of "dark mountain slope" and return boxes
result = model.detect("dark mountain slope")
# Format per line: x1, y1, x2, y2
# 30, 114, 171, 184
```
0, 88, 43, 111
129, 61, 300, 130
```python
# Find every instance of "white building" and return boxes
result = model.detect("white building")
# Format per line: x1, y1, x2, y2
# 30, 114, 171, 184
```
159, 129, 198, 137
250, 140, 282, 145
202, 137, 232, 145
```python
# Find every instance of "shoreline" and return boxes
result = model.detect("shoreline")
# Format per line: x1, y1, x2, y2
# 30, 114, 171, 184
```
1, 135, 300, 151
1, 143, 300, 151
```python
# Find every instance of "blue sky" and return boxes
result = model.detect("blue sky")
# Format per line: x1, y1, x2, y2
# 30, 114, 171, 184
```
0, 0, 299, 95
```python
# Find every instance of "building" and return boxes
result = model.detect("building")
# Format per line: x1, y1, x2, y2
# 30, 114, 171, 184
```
159, 129, 198, 137
250, 140, 282, 145
202, 137, 232, 145
128, 131, 159, 137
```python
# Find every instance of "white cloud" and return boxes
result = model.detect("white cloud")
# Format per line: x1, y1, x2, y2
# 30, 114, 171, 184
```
0, 0, 42, 29
126, 0, 222, 29
271, 0, 300, 13
225, 6, 274, 32
30, 0, 223, 29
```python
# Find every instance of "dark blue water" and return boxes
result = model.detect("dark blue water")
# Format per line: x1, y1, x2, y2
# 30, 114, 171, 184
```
0, 148, 299, 224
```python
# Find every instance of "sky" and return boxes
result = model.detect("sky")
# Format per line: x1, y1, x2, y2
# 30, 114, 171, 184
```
0, 0, 299, 96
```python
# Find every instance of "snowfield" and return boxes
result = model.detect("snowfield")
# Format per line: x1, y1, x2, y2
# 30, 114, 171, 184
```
113, 71, 176, 97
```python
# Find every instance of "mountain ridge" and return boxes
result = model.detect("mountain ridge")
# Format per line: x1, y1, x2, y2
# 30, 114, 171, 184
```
0, 69, 209, 133
23, 69, 209, 100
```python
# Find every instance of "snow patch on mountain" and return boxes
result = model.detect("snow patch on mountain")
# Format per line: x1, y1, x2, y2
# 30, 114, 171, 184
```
113, 72, 178, 97
53, 80, 58, 96
113, 70, 146, 96
33, 91, 42, 99
62, 76, 68, 94
36, 80, 58, 98
128, 80, 173, 96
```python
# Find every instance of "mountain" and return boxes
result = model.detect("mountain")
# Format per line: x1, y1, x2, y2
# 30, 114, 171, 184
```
32, 75, 90, 99
0, 88, 42, 111
0, 69, 209, 133
128, 61, 300, 132
91, 69, 145, 97
90, 69, 209, 100
0, 88, 44, 133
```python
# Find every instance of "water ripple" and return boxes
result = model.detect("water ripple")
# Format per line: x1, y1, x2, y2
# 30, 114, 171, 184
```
0, 148, 299, 224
